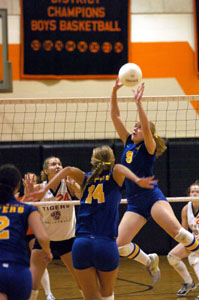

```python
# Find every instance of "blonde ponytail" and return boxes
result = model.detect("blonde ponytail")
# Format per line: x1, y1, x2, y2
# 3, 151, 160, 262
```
150, 122, 167, 158
82, 145, 115, 192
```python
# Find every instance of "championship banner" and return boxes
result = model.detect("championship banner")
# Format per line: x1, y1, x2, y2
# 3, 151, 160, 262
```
20, 0, 130, 79
194, 0, 199, 74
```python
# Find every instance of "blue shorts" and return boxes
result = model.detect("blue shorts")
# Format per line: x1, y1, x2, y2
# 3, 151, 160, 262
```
72, 236, 119, 272
33, 237, 75, 258
126, 186, 167, 220
0, 263, 32, 300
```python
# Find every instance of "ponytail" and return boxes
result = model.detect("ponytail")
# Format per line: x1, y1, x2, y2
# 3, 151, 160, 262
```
82, 145, 115, 192
150, 122, 167, 158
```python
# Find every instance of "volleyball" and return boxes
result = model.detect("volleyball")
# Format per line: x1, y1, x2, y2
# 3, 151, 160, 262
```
118, 63, 142, 87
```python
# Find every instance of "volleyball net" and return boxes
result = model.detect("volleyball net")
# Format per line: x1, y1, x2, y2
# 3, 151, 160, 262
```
0, 95, 199, 141
1, 95, 199, 203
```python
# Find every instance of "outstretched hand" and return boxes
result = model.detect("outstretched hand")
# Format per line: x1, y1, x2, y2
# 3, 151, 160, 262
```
113, 78, 123, 91
136, 175, 157, 189
132, 82, 145, 104
22, 173, 35, 194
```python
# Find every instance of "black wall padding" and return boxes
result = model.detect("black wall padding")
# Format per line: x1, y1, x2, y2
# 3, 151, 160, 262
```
168, 139, 199, 197
41, 140, 113, 172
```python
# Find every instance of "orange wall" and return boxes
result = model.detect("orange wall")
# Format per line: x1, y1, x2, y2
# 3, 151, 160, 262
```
9, 41, 199, 95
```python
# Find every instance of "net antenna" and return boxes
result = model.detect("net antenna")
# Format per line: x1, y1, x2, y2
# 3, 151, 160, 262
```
0, 95, 199, 142
0, 9, 12, 93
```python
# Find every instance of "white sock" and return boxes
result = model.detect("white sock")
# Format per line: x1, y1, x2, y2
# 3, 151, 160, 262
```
192, 262, 199, 280
41, 268, 53, 296
79, 290, 85, 299
133, 249, 151, 266
173, 260, 193, 284
30, 290, 39, 300
102, 293, 114, 300
119, 243, 150, 266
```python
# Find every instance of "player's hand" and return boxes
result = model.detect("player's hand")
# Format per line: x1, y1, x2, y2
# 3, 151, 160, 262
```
132, 82, 145, 104
136, 176, 157, 189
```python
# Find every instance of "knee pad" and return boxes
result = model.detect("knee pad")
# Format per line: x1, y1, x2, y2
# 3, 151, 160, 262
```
188, 252, 199, 267
167, 253, 181, 266
118, 242, 134, 257
175, 228, 199, 251
102, 294, 114, 300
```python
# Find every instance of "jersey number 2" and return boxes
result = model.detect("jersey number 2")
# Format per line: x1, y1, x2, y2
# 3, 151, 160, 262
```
85, 184, 105, 204
0, 216, 10, 239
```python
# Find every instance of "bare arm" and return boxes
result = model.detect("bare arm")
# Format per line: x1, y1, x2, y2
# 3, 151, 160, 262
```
28, 211, 52, 261
113, 163, 157, 188
65, 177, 83, 200
111, 79, 131, 144
30, 167, 85, 201
133, 83, 156, 155
181, 204, 188, 230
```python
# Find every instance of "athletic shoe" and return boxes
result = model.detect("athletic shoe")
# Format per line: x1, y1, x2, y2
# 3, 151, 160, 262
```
46, 294, 55, 300
195, 296, 199, 300
146, 253, 160, 284
177, 280, 196, 296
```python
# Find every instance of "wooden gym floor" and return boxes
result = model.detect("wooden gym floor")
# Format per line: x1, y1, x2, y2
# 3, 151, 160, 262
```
37, 256, 199, 300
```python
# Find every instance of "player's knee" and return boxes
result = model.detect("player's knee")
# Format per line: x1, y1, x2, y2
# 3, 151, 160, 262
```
167, 253, 181, 266
174, 228, 197, 247
102, 294, 114, 300
118, 242, 135, 257
188, 252, 199, 267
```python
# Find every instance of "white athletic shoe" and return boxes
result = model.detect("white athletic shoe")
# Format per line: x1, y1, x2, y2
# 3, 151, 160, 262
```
177, 281, 196, 296
46, 294, 55, 300
146, 253, 160, 284
195, 296, 199, 300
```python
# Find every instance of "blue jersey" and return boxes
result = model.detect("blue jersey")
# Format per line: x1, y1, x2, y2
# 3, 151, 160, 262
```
0, 197, 37, 267
76, 171, 122, 239
121, 135, 156, 198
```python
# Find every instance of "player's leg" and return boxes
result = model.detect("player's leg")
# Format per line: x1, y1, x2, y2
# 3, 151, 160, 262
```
0, 294, 7, 300
74, 267, 101, 300
117, 211, 160, 284
28, 236, 55, 300
29, 249, 49, 300
151, 201, 199, 252
167, 243, 195, 296
97, 268, 118, 299
40, 268, 55, 300
61, 251, 82, 290
188, 252, 199, 280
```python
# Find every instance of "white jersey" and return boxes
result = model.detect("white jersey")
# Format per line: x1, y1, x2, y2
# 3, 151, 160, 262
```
38, 180, 76, 241
187, 201, 199, 240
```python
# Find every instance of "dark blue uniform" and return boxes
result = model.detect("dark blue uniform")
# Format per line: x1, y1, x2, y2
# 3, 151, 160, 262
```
0, 196, 37, 300
72, 171, 121, 271
121, 135, 167, 220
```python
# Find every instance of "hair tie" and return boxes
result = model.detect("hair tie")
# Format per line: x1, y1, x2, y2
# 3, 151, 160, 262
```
154, 133, 159, 139
93, 158, 111, 166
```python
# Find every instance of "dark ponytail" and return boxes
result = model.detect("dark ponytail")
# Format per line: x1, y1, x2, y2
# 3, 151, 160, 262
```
0, 164, 21, 203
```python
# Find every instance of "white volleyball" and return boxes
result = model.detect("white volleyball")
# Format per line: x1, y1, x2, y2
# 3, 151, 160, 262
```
118, 63, 142, 87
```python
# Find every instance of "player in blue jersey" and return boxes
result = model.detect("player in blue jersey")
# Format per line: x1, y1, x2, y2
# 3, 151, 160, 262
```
110, 79, 199, 284
30, 145, 156, 300
0, 164, 52, 300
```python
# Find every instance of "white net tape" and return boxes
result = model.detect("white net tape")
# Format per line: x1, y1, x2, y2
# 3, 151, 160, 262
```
25, 197, 199, 206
